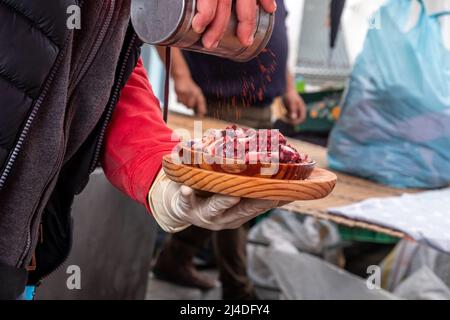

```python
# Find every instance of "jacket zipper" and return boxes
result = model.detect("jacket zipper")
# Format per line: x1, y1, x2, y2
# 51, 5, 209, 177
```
0, 40, 70, 191
17, 134, 66, 268
88, 33, 138, 173
38, 33, 138, 282
0, 0, 90, 191
16, 1, 117, 268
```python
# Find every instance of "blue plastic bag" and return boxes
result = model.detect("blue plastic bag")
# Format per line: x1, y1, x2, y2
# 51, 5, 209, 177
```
328, 0, 450, 189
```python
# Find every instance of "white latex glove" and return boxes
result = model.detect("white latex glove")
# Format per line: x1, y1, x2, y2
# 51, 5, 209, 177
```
148, 170, 280, 233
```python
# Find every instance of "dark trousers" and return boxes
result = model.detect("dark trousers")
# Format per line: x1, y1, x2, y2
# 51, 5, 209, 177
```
170, 225, 253, 299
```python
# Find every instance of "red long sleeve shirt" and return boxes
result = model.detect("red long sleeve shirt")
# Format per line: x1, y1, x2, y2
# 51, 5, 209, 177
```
102, 58, 178, 212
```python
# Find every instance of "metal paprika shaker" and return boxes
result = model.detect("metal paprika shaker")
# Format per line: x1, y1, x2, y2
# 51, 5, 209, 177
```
131, 0, 275, 62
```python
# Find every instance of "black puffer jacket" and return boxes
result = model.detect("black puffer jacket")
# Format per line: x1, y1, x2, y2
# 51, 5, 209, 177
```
0, 0, 74, 179
0, 0, 142, 299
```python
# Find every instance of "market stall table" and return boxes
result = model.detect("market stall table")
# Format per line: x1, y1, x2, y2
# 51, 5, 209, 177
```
167, 113, 418, 239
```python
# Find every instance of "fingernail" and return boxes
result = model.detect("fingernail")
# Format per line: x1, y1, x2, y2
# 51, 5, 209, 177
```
192, 16, 205, 34
203, 39, 214, 49
247, 35, 254, 46
193, 24, 204, 34
204, 39, 219, 49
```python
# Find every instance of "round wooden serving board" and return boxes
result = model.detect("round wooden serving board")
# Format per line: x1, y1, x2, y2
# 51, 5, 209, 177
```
162, 155, 337, 201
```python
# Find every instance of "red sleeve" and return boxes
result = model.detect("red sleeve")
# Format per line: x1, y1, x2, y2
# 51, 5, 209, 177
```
102, 58, 179, 212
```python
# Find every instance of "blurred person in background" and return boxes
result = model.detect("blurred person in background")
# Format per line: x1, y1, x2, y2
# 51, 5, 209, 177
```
163, 1, 306, 128
154, 0, 306, 300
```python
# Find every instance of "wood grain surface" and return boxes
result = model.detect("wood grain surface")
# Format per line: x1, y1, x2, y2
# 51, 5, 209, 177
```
163, 155, 337, 201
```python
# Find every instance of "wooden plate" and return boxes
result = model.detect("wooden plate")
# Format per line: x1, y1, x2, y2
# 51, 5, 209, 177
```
163, 155, 337, 201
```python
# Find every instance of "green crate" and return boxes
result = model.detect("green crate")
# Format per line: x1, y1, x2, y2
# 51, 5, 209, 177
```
294, 89, 344, 133
338, 226, 400, 244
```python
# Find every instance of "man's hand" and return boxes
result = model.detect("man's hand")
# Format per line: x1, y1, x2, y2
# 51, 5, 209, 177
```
283, 89, 307, 125
174, 75, 208, 117
192, 0, 277, 49
283, 70, 307, 125
149, 171, 280, 233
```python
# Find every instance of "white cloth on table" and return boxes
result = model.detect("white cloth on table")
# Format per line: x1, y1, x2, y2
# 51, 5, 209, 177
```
329, 188, 450, 253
